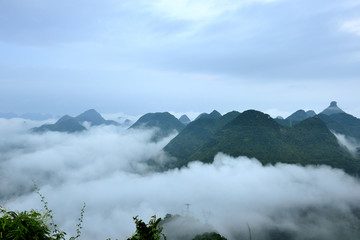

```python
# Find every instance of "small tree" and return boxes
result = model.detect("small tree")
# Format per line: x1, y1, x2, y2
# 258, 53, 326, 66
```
127, 215, 166, 240
0, 207, 58, 240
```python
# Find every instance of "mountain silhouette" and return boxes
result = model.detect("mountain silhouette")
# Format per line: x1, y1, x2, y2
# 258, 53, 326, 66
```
32, 115, 86, 133
32, 109, 119, 133
130, 112, 185, 140
320, 101, 345, 115
164, 110, 360, 174
179, 114, 191, 125
75, 109, 119, 126
164, 111, 240, 166
194, 110, 222, 121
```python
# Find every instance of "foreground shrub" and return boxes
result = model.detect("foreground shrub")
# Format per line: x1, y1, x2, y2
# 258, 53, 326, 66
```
127, 215, 166, 240
0, 207, 61, 240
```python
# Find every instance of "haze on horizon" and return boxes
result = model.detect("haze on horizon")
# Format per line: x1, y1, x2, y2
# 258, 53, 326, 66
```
0, 0, 359, 117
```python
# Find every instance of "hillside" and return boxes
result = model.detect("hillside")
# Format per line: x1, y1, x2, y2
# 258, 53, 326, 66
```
318, 113, 360, 141
164, 110, 360, 174
164, 111, 239, 168
32, 109, 119, 133
275, 109, 315, 127
179, 114, 191, 125
194, 110, 222, 121
130, 112, 185, 139
32, 115, 86, 133
75, 109, 119, 126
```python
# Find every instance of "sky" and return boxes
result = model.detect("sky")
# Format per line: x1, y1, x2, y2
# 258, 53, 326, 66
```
0, 0, 360, 118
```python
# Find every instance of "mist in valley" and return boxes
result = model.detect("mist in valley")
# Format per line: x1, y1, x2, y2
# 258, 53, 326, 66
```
1, 118, 360, 240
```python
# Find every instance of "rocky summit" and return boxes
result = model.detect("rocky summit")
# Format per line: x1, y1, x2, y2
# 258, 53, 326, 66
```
320, 101, 345, 115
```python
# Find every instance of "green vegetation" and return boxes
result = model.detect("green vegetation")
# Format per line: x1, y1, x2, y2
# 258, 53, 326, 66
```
0, 208, 59, 240
318, 113, 360, 141
275, 109, 313, 127
194, 110, 222, 121
130, 112, 185, 140
127, 215, 166, 240
164, 111, 239, 168
0, 184, 88, 240
164, 110, 360, 175
1, 206, 167, 240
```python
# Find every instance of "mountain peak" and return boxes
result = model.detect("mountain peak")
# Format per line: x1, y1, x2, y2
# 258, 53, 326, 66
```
330, 101, 337, 107
75, 109, 106, 126
130, 112, 185, 140
286, 109, 315, 122
195, 110, 222, 121
33, 114, 86, 133
57, 115, 74, 123
321, 101, 345, 116
179, 114, 191, 125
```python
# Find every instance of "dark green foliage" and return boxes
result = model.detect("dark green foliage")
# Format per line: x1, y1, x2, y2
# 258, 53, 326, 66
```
0, 208, 54, 240
194, 110, 222, 121
275, 109, 315, 127
165, 110, 360, 174
274, 118, 294, 127
130, 112, 185, 140
192, 232, 227, 240
318, 113, 360, 141
164, 111, 239, 168
0, 184, 87, 240
127, 215, 166, 240
287, 109, 312, 122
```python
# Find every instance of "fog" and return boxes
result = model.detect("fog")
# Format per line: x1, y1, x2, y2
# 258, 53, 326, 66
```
333, 132, 360, 157
1, 118, 360, 240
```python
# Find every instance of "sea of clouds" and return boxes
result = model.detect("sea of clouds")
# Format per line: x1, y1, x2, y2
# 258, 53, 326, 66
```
1, 118, 360, 240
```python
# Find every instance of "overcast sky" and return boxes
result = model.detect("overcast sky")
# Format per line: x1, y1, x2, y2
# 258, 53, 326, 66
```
0, 0, 359, 117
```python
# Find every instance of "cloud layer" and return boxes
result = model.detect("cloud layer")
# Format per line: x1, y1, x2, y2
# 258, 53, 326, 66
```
0, 0, 359, 116
1, 119, 360, 240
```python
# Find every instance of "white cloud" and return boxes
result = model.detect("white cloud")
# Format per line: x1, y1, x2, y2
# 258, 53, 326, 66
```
333, 132, 360, 155
150, 0, 278, 21
1, 120, 360, 240
341, 18, 360, 36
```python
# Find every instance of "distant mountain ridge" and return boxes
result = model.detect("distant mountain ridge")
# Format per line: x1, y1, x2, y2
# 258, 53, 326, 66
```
164, 111, 240, 163
276, 109, 316, 127
178, 115, 191, 125
32, 109, 119, 133
318, 112, 360, 141
130, 112, 185, 140
75, 109, 119, 126
164, 103, 360, 174
189, 111, 357, 173
32, 115, 86, 133
25, 101, 360, 173
194, 110, 222, 121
